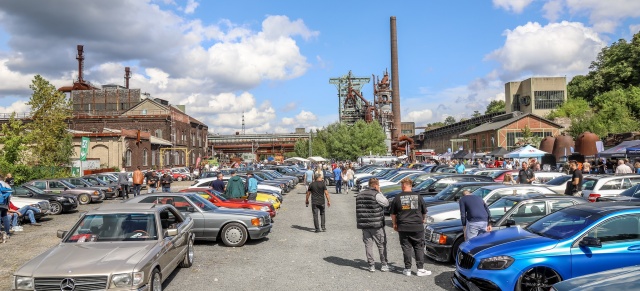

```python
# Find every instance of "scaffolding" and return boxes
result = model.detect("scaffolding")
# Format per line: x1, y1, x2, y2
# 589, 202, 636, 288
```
329, 71, 370, 126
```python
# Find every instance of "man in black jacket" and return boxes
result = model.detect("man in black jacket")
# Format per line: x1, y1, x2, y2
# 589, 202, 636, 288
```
356, 178, 391, 272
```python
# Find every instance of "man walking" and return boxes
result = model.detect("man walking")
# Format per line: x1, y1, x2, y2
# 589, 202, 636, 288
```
247, 172, 258, 200
565, 161, 583, 197
210, 173, 225, 193
160, 172, 173, 192
147, 171, 159, 194
304, 166, 314, 189
132, 166, 144, 197
117, 169, 130, 200
333, 166, 342, 194
356, 178, 391, 272
518, 162, 535, 184
225, 171, 245, 198
305, 174, 331, 232
389, 178, 430, 277
459, 190, 491, 240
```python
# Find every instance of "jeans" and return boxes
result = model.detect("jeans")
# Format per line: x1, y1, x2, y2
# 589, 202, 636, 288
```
132, 184, 141, 197
120, 184, 129, 198
162, 186, 171, 192
335, 180, 342, 193
11, 206, 40, 226
348, 179, 354, 188
247, 192, 257, 200
311, 204, 326, 230
363, 228, 388, 266
0, 208, 9, 233
465, 221, 488, 240
148, 187, 157, 194
399, 231, 425, 269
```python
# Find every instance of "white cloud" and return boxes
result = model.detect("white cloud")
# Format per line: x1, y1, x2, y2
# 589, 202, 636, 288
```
486, 21, 605, 77
537, 0, 640, 33
492, 0, 536, 13
183, 0, 199, 14
278, 110, 318, 130
631, 24, 640, 35
0, 100, 29, 114
279, 101, 297, 112
542, 0, 564, 22
404, 109, 434, 124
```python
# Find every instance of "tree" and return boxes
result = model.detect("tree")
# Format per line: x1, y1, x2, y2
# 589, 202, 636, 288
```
545, 97, 591, 120
566, 87, 640, 138
426, 121, 446, 128
293, 138, 309, 158
26, 75, 74, 166
0, 113, 30, 164
472, 110, 482, 118
444, 116, 456, 125
485, 100, 506, 114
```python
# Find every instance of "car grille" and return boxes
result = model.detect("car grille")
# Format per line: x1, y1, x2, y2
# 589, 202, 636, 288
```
424, 227, 433, 241
264, 215, 271, 225
269, 205, 275, 212
38, 201, 50, 211
34, 276, 108, 291
457, 250, 475, 269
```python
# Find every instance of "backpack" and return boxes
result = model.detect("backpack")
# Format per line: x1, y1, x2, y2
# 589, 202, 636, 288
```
0, 186, 12, 205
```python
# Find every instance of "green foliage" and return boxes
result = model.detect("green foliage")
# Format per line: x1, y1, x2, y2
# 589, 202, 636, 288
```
0, 160, 70, 185
485, 100, 506, 114
426, 121, 446, 128
472, 110, 481, 118
566, 87, 640, 138
0, 113, 30, 164
293, 138, 309, 158
26, 75, 74, 166
444, 116, 456, 125
545, 98, 591, 119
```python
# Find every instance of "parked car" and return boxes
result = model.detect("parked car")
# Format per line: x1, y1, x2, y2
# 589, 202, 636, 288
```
453, 202, 640, 291
128, 192, 272, 247
424, 185, 556, 225
491, 170, 520, 182
12, 184, 77, 215
597, 183, 640, 202
157, 169, 188, 181
582, 175, 640, 202
385, 174, 495, 202
11, 203, 194, 291
24, 179, 104, 204
422, 182, 497, 207
62, 177, 118, 199
424, 194, 585, 262
552, 264, 640, 291
9, 196, 51, 221
544, 175, 573, 194
181, 188, 276, 218
532, 171, 566, 184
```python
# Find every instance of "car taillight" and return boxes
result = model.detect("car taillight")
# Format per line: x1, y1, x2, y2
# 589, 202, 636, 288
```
588, 194, 600, 202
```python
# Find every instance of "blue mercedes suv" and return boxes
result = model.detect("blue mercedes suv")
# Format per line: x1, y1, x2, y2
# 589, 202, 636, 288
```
453, 202, 640, 291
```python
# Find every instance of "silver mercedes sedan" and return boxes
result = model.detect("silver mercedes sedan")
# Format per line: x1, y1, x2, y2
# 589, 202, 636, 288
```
11, 203, 194, 291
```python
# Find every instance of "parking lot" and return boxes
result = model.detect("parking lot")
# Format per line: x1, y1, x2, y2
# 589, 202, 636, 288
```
1, 181, 457, 291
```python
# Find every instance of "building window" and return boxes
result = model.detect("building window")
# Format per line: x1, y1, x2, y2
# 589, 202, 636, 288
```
152, 150, 156, 166
143, 149, 148, 166
155, 129, 163, 138
174, 152, 179, 165
512, 94, 521, 112
192, 152, 195, 165
534, 91, 565, 109
165, 151, 170, 167
125, 149, 132, 167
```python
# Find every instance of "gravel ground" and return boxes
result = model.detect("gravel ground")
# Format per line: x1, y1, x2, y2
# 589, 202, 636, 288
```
0, 182, 458, 291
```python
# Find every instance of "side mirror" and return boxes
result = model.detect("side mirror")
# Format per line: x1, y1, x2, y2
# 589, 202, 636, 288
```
57, 230, 68, 239
165, 228, 178, 237
186, 207, 196, 212
503, 219, 516, 227
428, 188, 436, 193
579, 236, 602, 248
64, 187, 70, 190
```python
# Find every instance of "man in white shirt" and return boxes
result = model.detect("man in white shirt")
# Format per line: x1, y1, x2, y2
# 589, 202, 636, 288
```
615, 159, 633, 175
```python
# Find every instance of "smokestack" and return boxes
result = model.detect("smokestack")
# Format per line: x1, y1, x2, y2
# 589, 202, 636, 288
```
76, 45, 85, 83
124, 67, 131, 89
390, 16, 401, 140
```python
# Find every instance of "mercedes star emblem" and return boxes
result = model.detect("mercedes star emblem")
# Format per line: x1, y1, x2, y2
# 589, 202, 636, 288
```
60, 278, 75, 291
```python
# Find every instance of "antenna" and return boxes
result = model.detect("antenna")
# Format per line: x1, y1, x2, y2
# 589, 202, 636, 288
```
242, 111, 245, 134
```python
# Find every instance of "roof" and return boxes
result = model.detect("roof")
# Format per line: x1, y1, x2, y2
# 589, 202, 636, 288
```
460, 113, 564, 136
570, 202, 640, 216
150, 135, 172, 146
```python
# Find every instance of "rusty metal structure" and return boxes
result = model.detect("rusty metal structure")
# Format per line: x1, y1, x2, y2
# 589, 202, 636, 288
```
539, 136, 556, 154
576, 132, 600, 156
390, 16, 401, 140
552, 134, 575, 161
330, 71, 372, 126
208, 133, 310, 155
124, 67, 131, 89
372, 69, 394, 140
58, 45, 99, 92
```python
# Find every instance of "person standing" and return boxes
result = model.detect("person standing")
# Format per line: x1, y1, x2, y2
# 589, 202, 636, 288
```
517, 162, 535, 184
247, 172, 258, 200
455, 161, 465, 174
333, 166, 343, 194
210, 173, 226, 193
225, 171, 245, 198
304, 166, 314, 189
389, 178, 430, 277
305, 174, 331, 233
565, 161, 583, 197
117, 169, 130, 200
356, 178, 391, 272
132, 166, 144, 197
459, 190, 491, 240
147, 171, 159, 194
615, 159, 633, 175
346, 166, 355, 191
0, 175, 12, 240
5, 173, 14, 188
160, 172, 173, 192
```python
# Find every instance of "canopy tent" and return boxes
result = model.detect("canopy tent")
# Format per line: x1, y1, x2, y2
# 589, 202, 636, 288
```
486, 147, 509, 158
452, 150, 467, 159
598, 140, 640, 158
284, 157, 310, 163
440, 152, 452, 160
505, 145, 548, 158
463, 152, 475, 159
308, 156, 328, 162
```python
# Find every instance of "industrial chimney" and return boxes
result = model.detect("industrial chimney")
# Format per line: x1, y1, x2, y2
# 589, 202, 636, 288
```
76, 45, 85, 83
124, 67, 131, 89
390, 16, 401, 140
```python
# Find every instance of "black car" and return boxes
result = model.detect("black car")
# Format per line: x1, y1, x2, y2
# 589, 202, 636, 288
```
597, 183, 640, 202
323, 170, 335, 186
423, 194, 586, 262
62, 177, 118, 199
13, 184, 78, 215
422, 182, 497, 208
385, 174, 495, 201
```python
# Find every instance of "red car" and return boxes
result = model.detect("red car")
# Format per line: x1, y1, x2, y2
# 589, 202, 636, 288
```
491, 170, 520, 182
157, 169, 188, 181
180, 188, 276, 218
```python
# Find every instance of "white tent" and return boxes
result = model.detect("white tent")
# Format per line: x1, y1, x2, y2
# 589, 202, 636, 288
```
308, 156, 328, 162
505, 145, 548, 158
284, 157, 310, 163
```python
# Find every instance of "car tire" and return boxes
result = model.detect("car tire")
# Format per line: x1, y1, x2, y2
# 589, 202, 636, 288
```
515, 266, 561, 291
49, 201, 63, 215
220, 222, 248, 247
451, 238, 464, 263
179, 236, 194, 268
78, 194, 91, 205
177, 177, 183, 181
150, 269, 162, 291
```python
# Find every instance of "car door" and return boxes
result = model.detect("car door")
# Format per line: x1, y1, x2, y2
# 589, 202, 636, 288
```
571, 214, 640, 277
597, 178, 624, 197
508, 201, 547, 226
157, 208, 182, 273
30, 181, 51, 193
485, 189, 518, 205
48, 181, 66, 193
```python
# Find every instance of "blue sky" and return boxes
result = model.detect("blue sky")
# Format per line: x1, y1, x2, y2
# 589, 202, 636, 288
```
0, 0, 638, 134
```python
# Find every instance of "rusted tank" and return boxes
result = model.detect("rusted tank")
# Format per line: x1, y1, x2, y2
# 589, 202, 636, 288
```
552, 134, 575, 161
575, 132, 601, 156
539, 136, 556, 154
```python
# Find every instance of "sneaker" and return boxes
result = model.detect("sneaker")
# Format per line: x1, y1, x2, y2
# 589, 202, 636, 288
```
1, 231, 6, 243
369, 265, 376, 272
322, 228, 326, 232
381, 265, 393, 272
417, 269, 432, 276
403, 269, 411, 276
315, 229, 321, 233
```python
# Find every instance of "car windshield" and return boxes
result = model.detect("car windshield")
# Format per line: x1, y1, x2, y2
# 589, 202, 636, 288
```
186, 194, 217, 211
546, 176, 572, 186
59, 180, 77, 189
76, 179, 92, 186
434, 185, 461, 200
103, 175, 118, 182
255, 173, 270, 180
415, 178, 436, 190
619, 184, 640, 197
66, 213, 158, 242
488, 171, 508, 179
525, 208, 600, 240
390, 173, 410, 182
209, 190, 229, 201
252, 175, 266, 182
413, 175, 432, 187
471, 187, 494, 198
488, 198, 519, 221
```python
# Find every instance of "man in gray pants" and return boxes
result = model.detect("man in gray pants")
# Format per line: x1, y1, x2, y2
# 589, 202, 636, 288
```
356, 178, 392, 272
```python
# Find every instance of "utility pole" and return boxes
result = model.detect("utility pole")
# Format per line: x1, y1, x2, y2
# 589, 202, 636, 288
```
308, 131, 312, 157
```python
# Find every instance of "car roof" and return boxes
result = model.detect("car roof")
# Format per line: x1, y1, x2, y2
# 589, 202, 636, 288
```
569, 202, 640, 215
91, 203, 161, 214
447, 182, 497, 186
502, 194, 578, 202
480, 184, 550, 190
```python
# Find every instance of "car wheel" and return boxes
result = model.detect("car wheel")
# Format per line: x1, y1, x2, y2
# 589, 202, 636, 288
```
179, 236, 194, 268
177, 177, 183, 181
150, 269, 162, 291
221, 222, 248, 247
451, 238, 464, 263
516, 266, 561, 291
49, 201, 63, 215
78, 194, 91, 205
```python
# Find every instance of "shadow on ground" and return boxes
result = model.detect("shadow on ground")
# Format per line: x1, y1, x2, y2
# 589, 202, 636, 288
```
433, 270, 456, 290
291, 224, 316, 232
323, 256, 403, 273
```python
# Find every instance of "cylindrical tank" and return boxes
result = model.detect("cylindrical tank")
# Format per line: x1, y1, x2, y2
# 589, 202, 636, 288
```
539, 136, 556, 154
575, 132, 600, 156
552, 134, 575, 162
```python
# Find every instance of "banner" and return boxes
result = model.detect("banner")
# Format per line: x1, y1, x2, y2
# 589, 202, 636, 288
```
627, 148, 640, 156
80, 137, 90, 161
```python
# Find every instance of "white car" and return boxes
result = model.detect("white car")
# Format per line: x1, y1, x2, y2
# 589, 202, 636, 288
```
544, 175, 572, 194
189, 177, 283, 194
581, 174, 640, 202
424, 185, 556, 225
10, 196, 51, 220
377, 171, 423, 188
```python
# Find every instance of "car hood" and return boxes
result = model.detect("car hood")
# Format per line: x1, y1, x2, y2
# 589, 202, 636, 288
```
384, 190, 402, 198
227, 198, 271, 206
15, 242, 155, 277
461, 226, 557, 257
429, 219, 463, 232
426, 202, 459, 214
209, 208, 267, 218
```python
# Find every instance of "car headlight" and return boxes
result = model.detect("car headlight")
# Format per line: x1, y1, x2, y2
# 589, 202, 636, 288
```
431, 232, 447, 244
478, 256, 515, 270
68, 198, 75, 203
56, 196, 67, 201
111, 271, 144, 288
267, 199, 276, 204
260, 206, 270, 212
108, 188, 113, 192
425, 216, 434, 224
251, 217, 265, 226
30, 204, 40, 209
93, 191, 99, 195
13, 276, 33, 290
